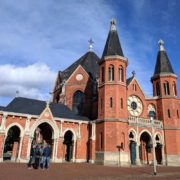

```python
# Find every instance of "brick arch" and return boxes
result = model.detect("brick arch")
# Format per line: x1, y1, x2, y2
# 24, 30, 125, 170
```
138, 130, 152, 143
5, 123, 24, 138
62, 128, 77, 141
154, 132, 163, 144
29, 119, 59, 139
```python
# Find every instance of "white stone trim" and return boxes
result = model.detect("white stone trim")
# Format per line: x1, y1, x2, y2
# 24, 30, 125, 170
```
29, 119, 59, 139
62, 128, 77, 141
138, 129, 152, 142
5, 122, 24, 137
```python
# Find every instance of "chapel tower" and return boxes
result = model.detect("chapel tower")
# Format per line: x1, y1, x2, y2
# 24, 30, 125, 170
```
151, 40, 180, 165
96, 20, 129, 165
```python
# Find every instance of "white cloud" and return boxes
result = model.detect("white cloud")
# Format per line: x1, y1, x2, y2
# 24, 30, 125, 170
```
0, 63, 56, 103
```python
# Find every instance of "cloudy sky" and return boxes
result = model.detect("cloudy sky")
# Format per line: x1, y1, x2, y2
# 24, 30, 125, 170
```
0, 0, 180, 106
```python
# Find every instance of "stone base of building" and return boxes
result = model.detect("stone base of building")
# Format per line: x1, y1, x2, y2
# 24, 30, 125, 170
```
95, 151, 130, 166
166, 155, 180, 166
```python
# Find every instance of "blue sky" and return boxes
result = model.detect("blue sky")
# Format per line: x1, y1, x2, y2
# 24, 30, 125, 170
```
0, 0, 180, 106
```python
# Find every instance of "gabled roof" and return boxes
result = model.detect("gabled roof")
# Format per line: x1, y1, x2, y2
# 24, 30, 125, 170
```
102, 19, 124, 59
153, 40, 175, 76
126, 76, 134, 86
3, 97, 89, 121
61, 51, 100, 81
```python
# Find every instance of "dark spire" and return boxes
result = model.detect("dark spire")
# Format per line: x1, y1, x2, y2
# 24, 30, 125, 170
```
153, 39, 174, 76
102, 19, 124, 59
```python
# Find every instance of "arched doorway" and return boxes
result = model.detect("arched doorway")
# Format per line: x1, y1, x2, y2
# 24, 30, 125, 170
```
140, 132, 152, 164
63, 130, 73, 162
72, 90, 85, 115
34, 123, 53, 145
3, 126, 20, 161
129, 131, 136, 165
155, 135, 162, 164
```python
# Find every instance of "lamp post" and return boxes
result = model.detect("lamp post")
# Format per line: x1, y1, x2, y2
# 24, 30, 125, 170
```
149, 111, 157, 175
117, 143, 123, 166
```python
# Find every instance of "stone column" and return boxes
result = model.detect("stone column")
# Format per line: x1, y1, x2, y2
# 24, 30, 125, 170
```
0, 113, 7, 131
53, 138, 58, 162
89, 123, 96, 163
72, 139, 77, 162
0, 133, 6, 162
161, 144, 166, 165
136, 142, 141, 165
78, 122, 81, 139
17, 136, 23, 162
25, 116, 31, 132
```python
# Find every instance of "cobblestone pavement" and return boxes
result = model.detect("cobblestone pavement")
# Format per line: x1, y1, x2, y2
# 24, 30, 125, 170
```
0, 163, 180, 180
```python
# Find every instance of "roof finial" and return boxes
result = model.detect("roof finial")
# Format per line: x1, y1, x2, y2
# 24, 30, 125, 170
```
16, 90, 19, 97
132, 70, 136, 77
88, 38, 94, 52
158, 39, 165, 51
110, 18, 116, 31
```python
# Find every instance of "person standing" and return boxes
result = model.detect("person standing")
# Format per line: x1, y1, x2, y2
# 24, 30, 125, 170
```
27, 141, 36, 169
42, 141, 51, 169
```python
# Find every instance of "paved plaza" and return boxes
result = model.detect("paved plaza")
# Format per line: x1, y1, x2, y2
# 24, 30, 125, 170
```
0, 163, 180, 180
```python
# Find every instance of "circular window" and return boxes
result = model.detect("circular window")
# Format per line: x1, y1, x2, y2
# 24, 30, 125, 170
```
131, 102, 137, 110
127, 96, 143, 116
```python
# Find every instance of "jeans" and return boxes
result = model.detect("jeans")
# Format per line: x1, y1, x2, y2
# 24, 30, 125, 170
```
43, 156, 50, 169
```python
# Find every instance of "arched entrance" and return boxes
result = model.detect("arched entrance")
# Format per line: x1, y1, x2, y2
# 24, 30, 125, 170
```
139, 132, 152, 164
129, 131, 136, 165
63, 130, 73, 162
33, 123, 53, 145
3, 126, 20, 161
155, 135, 162, 164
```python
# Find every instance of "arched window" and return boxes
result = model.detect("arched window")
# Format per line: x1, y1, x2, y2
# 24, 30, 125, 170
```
173, 82, 177, 96
110, 97, 113, 108
120, 98, 123, 109
133, 84, 137, 91
118, 66, 124, 82
101, 66, 105, 83
108, 65, 114, 81
72, 91, 85, 115
167, 109, 171, 118
156, 82, 160, 96
164, 81, 170, 95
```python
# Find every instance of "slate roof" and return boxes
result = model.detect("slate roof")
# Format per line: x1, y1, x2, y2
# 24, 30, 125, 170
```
102, 25, 124, 59
61, 51, 100, 81
126, 76, 134, 86
153, 50, 174, 76
3, 97, 89, 121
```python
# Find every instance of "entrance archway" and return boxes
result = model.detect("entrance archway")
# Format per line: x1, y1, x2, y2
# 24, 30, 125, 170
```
139, 132, 152, 164
33, 123, 53, 145
3, 126, 20, 161
63, 130, 73, 162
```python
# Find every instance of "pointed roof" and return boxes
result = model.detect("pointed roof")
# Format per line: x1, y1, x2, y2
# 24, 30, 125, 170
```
102, 19, 124, 59
61, 51, 100, 81
153, 39, 174, 76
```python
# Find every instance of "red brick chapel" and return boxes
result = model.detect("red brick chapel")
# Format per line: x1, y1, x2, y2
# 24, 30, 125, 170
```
0, 19, 180, 166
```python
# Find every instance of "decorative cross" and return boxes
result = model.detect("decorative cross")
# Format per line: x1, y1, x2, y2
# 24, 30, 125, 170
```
88, 38, 94, 51
132, 70, 136, 77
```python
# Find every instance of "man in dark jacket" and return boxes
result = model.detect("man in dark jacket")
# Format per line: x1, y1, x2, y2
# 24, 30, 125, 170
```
42, 141, 51, 169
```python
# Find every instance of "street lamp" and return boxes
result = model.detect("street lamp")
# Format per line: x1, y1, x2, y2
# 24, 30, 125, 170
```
149, 111, 157, 175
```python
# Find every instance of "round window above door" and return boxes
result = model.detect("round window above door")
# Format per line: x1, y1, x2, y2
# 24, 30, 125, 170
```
127, 95, 143, 116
